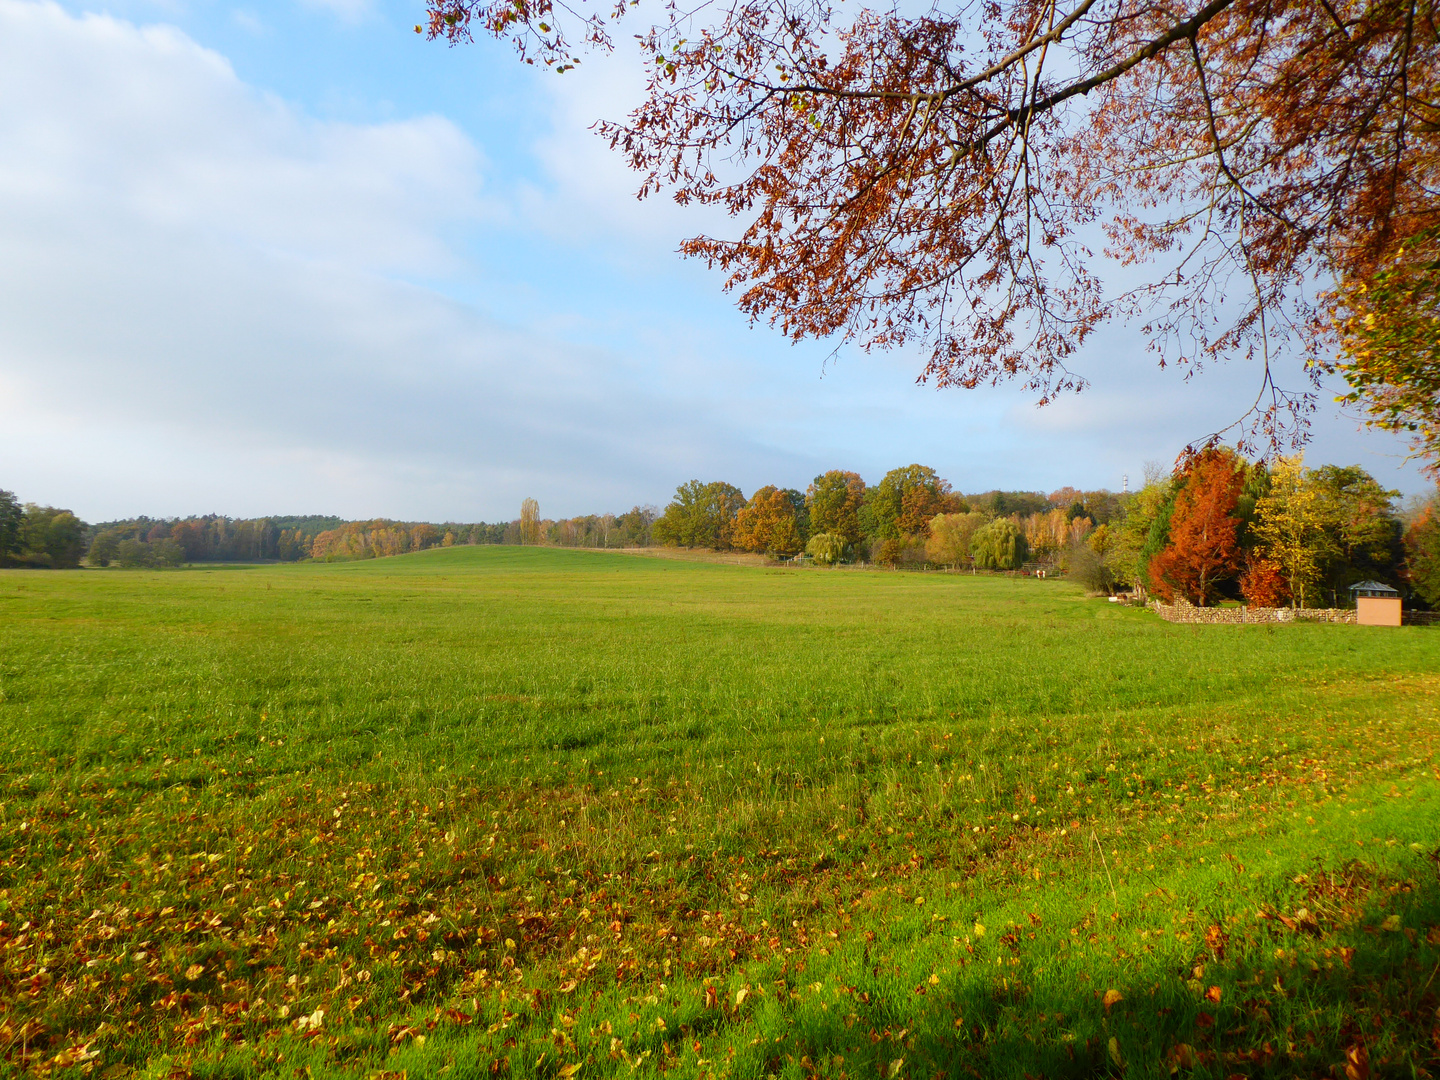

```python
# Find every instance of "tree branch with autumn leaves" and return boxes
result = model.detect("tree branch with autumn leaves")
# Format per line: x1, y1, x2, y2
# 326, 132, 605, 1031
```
423, 0, 1440, 462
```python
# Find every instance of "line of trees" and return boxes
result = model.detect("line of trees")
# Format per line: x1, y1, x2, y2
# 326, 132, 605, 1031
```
84, 515, 348, 568
307, 506, 663, 559
6, 468, 1439, 607
642, 460, 1440, 608
0, 488, 659, 567
643, 466, 1125, 571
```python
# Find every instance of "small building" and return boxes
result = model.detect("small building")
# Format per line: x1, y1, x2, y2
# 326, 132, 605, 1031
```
1350, 581, 1401, 626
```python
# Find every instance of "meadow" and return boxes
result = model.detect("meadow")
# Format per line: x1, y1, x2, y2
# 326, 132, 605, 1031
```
0, 546, 1437, 1079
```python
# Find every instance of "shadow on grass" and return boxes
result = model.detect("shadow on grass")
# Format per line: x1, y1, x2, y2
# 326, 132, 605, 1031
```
771, 860, 1440, 1080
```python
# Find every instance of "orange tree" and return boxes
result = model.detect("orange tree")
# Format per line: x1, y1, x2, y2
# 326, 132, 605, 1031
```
1406, 493, 1440, 604
425, 0, 1440, 454
733, 486, 807, 555
1148, 449, 1247, 605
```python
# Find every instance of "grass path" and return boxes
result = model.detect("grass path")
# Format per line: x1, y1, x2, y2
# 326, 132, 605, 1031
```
0, 546, 1437, 1079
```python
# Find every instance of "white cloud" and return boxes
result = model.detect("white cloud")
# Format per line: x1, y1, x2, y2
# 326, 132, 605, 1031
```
0, 0, 485, 275
0, 0, 795, 520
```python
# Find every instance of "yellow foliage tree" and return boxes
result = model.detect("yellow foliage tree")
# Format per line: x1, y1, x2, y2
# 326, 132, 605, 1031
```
733, 486, 804, 555
520, 498, 541, 546
1252, 457, 1327, 608
925, 512, 987, 566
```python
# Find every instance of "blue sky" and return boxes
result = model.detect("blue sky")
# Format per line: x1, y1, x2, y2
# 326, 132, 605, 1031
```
0, 0, 1431, 523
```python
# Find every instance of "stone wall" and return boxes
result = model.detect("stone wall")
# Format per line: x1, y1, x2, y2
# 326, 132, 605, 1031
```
1150, 598, 1356, 624
1150, 598, 1438, 625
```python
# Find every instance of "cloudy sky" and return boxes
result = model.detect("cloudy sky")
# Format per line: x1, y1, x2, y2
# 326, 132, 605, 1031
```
0, 0, 1430, 522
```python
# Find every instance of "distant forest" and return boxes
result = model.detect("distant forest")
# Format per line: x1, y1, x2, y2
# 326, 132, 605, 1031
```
4, 456, 1439, 607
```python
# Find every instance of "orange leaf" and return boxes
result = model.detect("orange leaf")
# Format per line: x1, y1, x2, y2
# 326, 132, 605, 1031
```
1167, 1043, 1197, 1071
1103, 989, 1123, 1011
1204, 986, 1222, 1004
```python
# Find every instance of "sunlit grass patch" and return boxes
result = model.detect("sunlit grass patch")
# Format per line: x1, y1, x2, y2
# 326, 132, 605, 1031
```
0, 547, 1436, 1077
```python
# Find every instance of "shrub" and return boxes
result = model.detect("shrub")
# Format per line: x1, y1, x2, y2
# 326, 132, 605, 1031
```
873, 538, 903, 567
1067, 541, 1115, 594
115, 538, 184, 569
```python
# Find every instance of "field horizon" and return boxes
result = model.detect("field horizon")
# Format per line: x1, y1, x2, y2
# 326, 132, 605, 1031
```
2, 545, 1437, 1079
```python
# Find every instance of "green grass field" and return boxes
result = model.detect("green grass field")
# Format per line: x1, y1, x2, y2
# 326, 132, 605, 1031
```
1, 546, 1438, 1080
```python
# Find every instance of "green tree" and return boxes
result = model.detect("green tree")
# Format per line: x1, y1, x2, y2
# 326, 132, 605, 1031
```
18, 505, 87, 569
812, 472, 864, 550
861, 465, 952, 540
616, 506, 657, 547
1112, 470, 1177, 593
0, 489, 21, 563
1308, 465, 1403, 603
88, 528, 124, 567
652, 481, 746, 549
807, 471, 866, 547
971, 519, 1028, 570
969, 491, 1050, 518
115, 538, 152, 569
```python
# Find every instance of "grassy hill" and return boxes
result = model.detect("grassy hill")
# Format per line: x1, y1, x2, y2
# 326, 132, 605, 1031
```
1, 546, 1437, 1078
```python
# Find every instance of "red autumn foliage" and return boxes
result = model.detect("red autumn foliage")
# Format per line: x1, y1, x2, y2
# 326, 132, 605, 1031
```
1240, 554, 1291, 607
1148, 450, 1246, 605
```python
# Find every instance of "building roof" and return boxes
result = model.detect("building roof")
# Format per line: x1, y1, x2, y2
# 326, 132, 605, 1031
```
1349, 580, 1400, 596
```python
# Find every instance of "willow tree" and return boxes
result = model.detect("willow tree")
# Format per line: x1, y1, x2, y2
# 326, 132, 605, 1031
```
426, 0, 1440, 455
